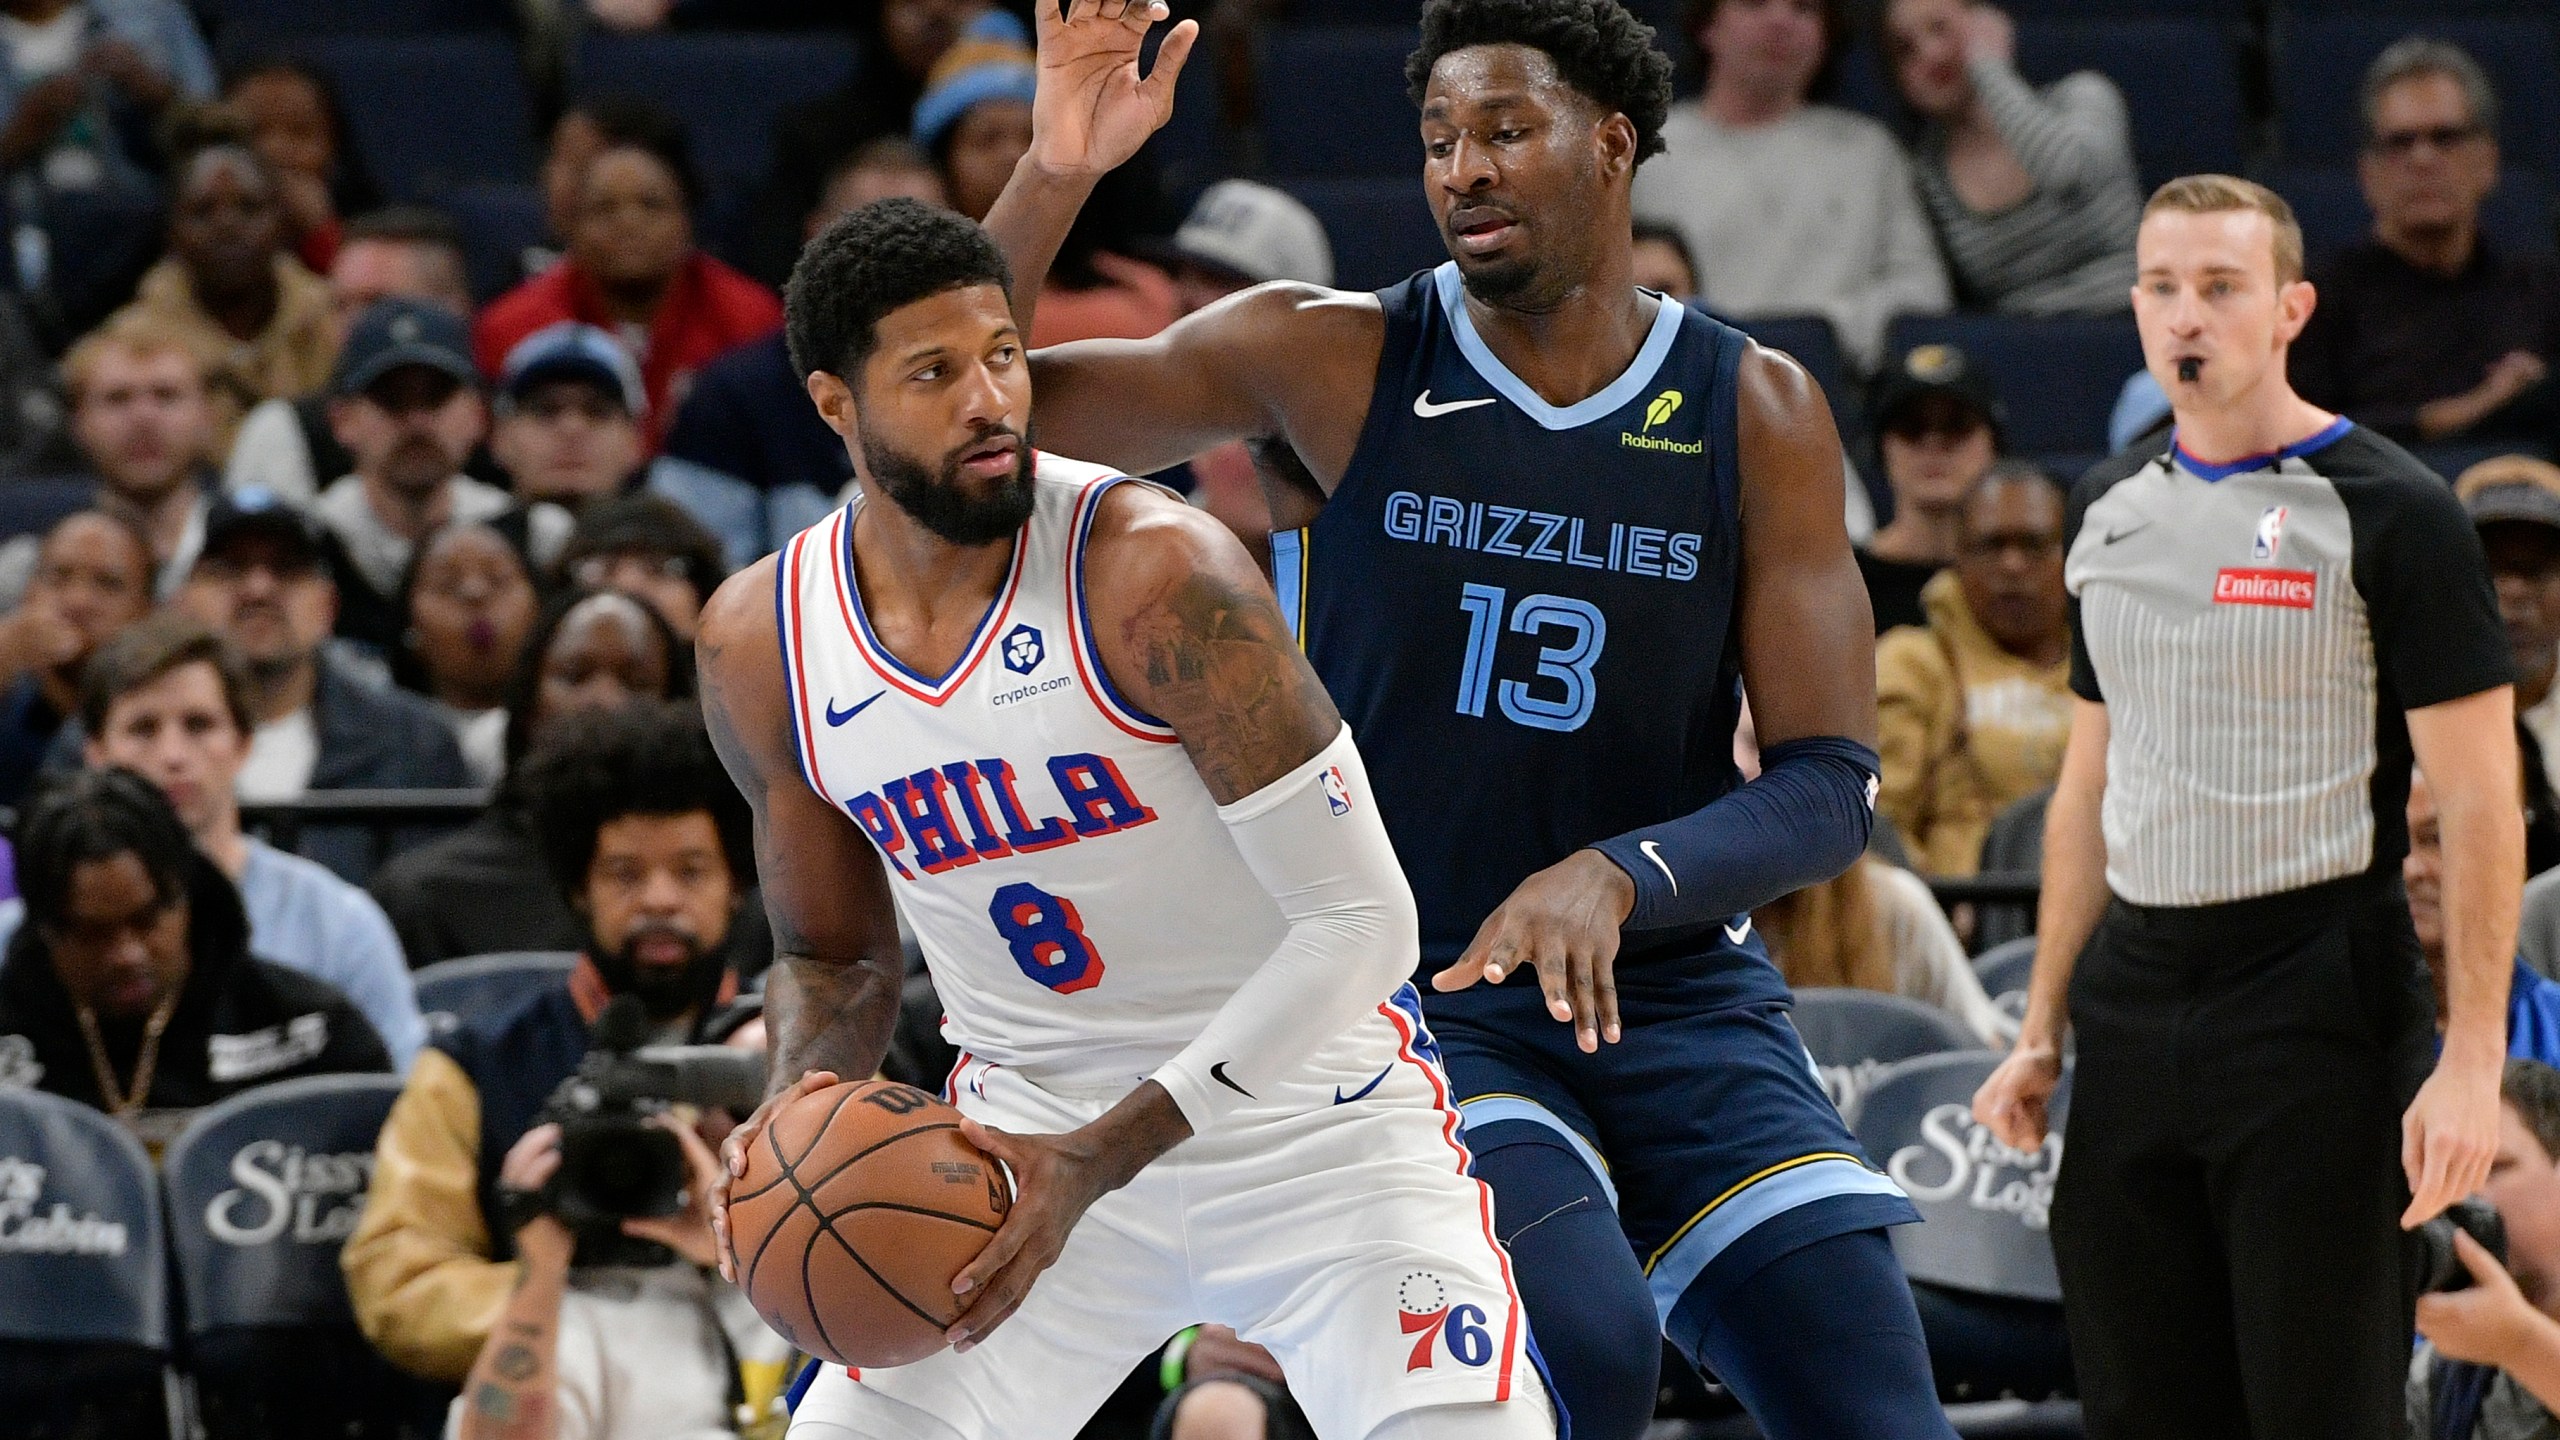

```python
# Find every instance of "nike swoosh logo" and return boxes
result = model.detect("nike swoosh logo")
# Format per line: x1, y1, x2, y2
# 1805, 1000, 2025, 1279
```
1209, 1061, 1254, 1098
1638, 840, 1677, 895
1724, 917, 1754, 945
2101, 522, 2152, 545
825, 691, 886, 727
1333, 1065, 1392, 1105
1414, 390, 1497, 419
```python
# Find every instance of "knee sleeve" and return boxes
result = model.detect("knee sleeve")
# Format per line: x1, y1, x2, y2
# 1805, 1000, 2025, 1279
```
1361, 1358, 1556, 1440
1689, 1229, 1955, 1440
1472, 1134, 1658, 1440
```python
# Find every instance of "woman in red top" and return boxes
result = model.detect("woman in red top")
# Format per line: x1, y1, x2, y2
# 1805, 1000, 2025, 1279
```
474, 118, 780, 454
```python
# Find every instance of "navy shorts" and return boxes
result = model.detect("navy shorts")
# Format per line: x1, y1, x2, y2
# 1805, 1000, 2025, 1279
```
1425, 975, 1920, 1353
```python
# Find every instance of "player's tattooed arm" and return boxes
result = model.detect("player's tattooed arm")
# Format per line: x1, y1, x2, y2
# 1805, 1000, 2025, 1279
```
453, 1220, 569, 1440
695, 562, 908, 1281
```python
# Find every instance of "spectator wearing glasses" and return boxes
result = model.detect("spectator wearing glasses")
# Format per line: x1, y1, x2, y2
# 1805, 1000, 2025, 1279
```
2290, 39, 2560, 447
1857, 341, 2005, 634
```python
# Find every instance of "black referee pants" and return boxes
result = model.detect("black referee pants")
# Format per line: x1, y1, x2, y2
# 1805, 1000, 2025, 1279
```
2052, 872, 2437, 1440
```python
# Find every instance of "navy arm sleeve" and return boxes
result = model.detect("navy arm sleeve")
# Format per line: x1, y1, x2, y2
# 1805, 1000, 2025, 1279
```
1588, 735, 1879, 932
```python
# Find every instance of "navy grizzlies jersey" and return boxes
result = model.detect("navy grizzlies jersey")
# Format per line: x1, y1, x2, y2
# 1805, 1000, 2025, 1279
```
1275, 263, 1782, 1010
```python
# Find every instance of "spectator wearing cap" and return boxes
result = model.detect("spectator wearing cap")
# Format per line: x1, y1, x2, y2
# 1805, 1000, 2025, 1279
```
311, 298, 511, 657
2291, 39, 2560, 447
1858, 341, 2005, 633
476, 103, 782, 455
0, 512, 153, 804
0, 310, 219, 610
2460, 458, 2560, 815
557, 494, 724, 644
162, 489, 471, 881
1634, 0, 1947, 368
1874, 460, 2071, 877
226, 206, 480, 511
490, 323, 646, 562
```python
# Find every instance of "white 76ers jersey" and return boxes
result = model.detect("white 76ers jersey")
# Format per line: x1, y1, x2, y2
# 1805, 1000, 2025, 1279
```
775, 457, 1291, 1092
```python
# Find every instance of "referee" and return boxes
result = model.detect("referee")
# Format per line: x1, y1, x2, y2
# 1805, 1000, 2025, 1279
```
1973, 175, 2523, 1440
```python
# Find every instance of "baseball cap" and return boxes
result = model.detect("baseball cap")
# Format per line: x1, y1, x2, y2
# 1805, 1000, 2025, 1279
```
332, 298, 478, 398
198, 486, 326, 574
499, 322, 646, 417
1871, 343, 2007, 447
1161, 181, 1335, 289
912, 10, 1036, 152
2457, 454, 2560, 533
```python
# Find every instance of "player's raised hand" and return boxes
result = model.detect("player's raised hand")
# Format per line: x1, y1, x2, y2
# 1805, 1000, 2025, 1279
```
1433, 850, 1633, 1053
711, 1068, 839, 1284
1026, 0, 1198, 179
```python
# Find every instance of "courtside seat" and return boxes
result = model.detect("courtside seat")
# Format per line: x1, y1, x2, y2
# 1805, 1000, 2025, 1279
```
1790, 988, 1986, 1127
414, 951, 578, 1039
1972, 937, 2039, 1029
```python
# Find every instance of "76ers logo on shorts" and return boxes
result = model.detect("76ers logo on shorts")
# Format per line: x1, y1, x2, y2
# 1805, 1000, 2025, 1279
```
1397, 1272, 1494, 1371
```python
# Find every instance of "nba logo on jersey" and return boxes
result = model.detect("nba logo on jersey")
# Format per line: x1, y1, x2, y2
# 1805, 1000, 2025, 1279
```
1003, 624, 1045, 675
2253, 505, 2288, 561
1322, 765, 1353, 816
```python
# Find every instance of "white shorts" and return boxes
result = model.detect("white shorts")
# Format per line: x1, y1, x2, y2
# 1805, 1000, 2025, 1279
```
788, 987, 1553, 1440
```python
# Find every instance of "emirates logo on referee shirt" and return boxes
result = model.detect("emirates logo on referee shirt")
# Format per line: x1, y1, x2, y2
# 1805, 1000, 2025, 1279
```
2214, 568, 2317, 608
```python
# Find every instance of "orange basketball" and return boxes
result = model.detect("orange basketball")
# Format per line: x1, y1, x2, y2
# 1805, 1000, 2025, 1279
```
725, 1080, 1011, 1367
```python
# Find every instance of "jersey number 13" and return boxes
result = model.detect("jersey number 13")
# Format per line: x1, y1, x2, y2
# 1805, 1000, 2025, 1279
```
1455, 583, 1608, 733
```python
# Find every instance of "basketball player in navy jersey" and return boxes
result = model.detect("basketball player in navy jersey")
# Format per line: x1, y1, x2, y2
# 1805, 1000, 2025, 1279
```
983, 1, 1956, 1436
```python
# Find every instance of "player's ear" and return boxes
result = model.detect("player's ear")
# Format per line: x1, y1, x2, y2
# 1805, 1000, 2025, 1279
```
2275, 278, 2318, 346
805, 370, 859, 441
1597, 109, 1639, 179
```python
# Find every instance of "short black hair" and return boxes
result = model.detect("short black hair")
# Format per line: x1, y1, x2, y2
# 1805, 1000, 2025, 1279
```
1407, 0, 1675, 163
16, 768, 198, 935
1631, 219, 1695, 274
558, 494, 727, 607
563, 94, 703, 212
220, 55, 385, 216
785, 197, 1013, 381
518, 700, 754, 905
2509, 1059, 2560, 1165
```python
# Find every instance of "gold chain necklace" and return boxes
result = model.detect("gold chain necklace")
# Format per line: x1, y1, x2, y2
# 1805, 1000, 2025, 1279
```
74, 994, 179, 1116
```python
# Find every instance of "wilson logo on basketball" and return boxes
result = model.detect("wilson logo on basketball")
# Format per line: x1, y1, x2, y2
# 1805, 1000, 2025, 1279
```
1396, 1272, 1495, 1371
2212, 568, 2316, 609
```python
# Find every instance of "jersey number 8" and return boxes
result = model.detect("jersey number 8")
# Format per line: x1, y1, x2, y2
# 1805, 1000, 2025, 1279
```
1455, 584, 1608, 733
989, 881, 1105, 994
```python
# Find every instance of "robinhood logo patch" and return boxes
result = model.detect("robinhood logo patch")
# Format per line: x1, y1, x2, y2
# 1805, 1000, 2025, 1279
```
1623, 389, 1701, 454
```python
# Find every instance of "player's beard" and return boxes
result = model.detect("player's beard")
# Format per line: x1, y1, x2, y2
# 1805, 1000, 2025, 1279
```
586, 920, 728, 1023
861, 419, 1039, 546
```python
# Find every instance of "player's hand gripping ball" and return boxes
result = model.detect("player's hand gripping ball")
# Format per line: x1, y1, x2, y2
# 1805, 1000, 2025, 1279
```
724, 1080, 1012, 1366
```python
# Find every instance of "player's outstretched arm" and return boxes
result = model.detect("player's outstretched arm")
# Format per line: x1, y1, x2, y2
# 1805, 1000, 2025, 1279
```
693, 559, 909, 1282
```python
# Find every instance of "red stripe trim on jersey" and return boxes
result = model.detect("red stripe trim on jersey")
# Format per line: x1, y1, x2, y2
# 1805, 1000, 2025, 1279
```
1064, 479, 1181, 745
942, 1049, 975, 1105
1378, 1001, 1521, 1402
782, 529, 835, 808
833, 502, 1028, 705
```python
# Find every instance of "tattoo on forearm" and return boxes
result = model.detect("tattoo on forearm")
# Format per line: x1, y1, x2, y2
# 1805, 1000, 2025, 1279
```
1121, 567, 1338, 804
765, 954, 899, 1090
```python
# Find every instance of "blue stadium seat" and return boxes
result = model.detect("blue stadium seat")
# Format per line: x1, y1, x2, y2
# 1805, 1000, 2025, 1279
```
1731, 313, 1857, 445
2278, 15, 2560, 174
301, 35, 538, 200
205, 0, 511, 44
573, 32, 860, 198
165, 1076, 432, 1440
1885, 314, 2143, 457
2013, 19, 2247, 183
414, 951, 577, 1038
1789, 988, 1986, 1127
1278, 176, 1443, 292
440, 182, 549, 303
0, 475, 98, 543
0, 1087, 172, 1439
1259, 26, 1424, 177
1972, 936, 2038, 1028
2266, 165, 2556, 262
1854, 1052, 2076, 1402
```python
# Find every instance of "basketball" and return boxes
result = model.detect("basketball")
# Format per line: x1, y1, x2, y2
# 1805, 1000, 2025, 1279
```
725, 1080, 1011, 1367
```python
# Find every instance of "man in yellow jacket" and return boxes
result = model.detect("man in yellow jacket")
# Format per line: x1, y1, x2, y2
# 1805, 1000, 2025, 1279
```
1875, 462, 2075, 876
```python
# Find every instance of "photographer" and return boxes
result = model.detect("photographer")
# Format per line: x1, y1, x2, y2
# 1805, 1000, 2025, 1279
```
341, 703, 789, 1436
2410, 1059, 2560, 1439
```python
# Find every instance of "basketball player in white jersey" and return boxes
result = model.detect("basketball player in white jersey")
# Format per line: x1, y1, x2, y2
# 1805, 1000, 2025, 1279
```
693, 90, 1558, 1440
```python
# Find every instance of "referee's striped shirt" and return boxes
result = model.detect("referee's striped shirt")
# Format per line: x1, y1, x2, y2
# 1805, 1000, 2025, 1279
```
2064, 420, 2510, 908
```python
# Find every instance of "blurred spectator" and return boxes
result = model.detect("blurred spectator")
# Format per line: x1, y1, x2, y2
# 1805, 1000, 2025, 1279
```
1875, 462, 2070, 877
1630, 218, 1698, 302
0, 0, 215, 336
583, 0, 840, 31
1156, 1328, 1305, 1440
1757, 857, 2011, 1047
2408, 771, 2560, 1072
220, 57, 380, 277
529, 96, 689, 285
2456, 456, 2560, 877
479, 106, 782, 455
0, 511, 149, 802
169, 490, 472, 880
314, 298, 508, 656
26, 614, 425, 1068
0, 766, 387, 1144
652, 140, 940, 564
1858, 340, 2002, 632
2407, 1060, 2560, 1433
1633, 0, 1946, 367
342, 704, 768, 1395
113, 140, 337, 432
490, 322, 647, 555
745, 0, 986, 285
2290, 39, 2560, 447
556, 493, 724, 644
366, 589, 697, 966
226, 205, 478, 510
1884, 0, 2139, 316
391, 522, 539, 786
0, 310, 217, 608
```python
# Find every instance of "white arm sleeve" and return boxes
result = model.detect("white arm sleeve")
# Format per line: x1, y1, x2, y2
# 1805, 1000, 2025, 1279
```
1149, 723, 1420, 1132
